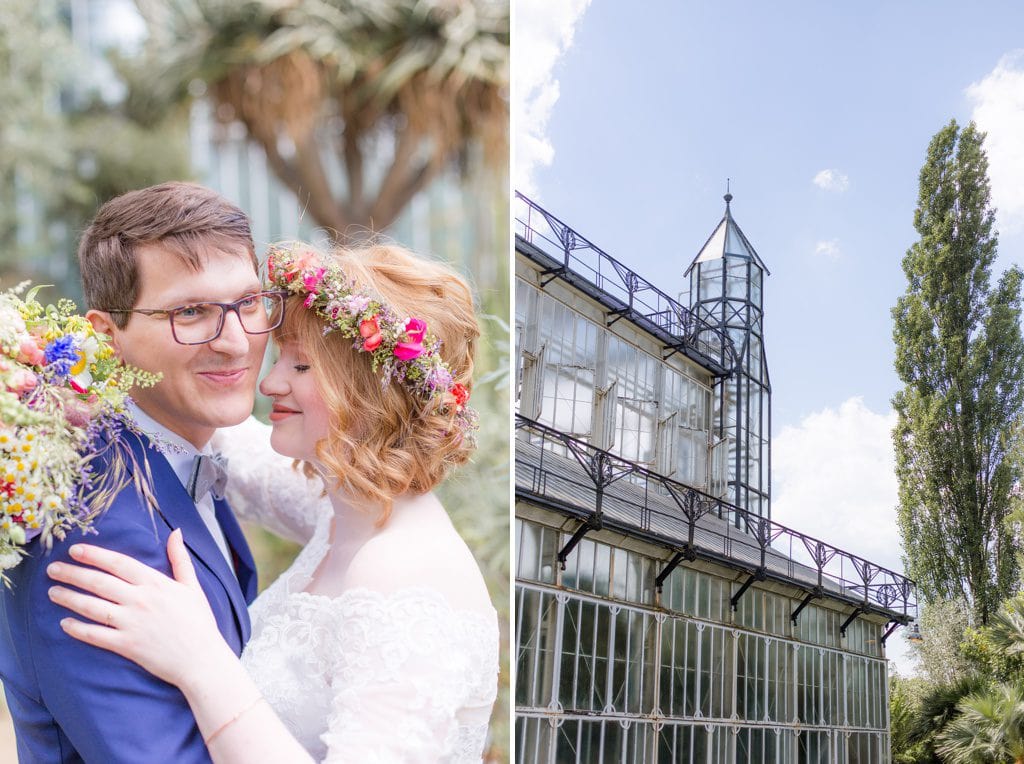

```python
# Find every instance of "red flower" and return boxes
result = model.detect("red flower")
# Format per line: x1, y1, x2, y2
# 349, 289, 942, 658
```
359, 316, 383, 351
451, 383, 470, 409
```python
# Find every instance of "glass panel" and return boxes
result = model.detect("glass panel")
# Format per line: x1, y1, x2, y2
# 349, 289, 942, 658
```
608, 338, 658, 465
725, 224, 756, 260
516, 521, 558, 583
726, 258, 748, 299
751, 265, 763, 306
697, 253, 724, 302
515, 716, 554, 764
559, 598, 608, 712
536, 296, 599, 437
515, 587, 558, 708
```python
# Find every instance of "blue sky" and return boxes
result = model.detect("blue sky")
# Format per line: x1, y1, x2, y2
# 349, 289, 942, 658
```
515, 0, 1024, 674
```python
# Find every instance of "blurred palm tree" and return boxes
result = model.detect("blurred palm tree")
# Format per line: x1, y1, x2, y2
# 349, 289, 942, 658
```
128, 0, 508, 236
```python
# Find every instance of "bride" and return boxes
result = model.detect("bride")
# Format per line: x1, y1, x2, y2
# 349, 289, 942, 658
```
45, 243, 499, 762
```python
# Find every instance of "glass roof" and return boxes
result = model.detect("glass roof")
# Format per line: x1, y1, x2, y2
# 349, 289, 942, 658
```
685, 197, 769, 277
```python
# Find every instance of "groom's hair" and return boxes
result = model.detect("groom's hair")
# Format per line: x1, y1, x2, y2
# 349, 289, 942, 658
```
78, 182, 257, 328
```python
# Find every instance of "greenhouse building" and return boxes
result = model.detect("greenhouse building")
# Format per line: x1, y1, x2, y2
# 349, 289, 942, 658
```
513, 192, 916, 763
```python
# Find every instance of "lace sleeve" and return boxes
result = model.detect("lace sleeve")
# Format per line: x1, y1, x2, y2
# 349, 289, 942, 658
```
320, 589, 499, 764
212, 416, 329, 545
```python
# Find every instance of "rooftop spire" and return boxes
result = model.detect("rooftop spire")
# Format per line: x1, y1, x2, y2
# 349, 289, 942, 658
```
683, 187, 769, 277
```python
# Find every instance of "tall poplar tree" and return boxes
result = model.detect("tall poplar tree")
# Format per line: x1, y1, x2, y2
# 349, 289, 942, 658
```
893, 119, 1024, 625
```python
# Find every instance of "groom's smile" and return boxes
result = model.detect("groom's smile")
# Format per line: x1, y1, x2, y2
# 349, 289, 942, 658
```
197, 367, 250, 386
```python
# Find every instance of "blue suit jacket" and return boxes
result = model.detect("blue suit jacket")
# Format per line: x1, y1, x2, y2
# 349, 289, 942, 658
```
0, 431, 257, 763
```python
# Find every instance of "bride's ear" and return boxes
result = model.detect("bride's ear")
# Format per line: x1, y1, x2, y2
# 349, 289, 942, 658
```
85, 310, 122, 356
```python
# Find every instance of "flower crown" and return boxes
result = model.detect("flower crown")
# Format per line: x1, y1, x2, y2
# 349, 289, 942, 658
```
266, 245, 478, 438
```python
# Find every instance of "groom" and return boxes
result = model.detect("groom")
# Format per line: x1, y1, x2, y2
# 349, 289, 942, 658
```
0, 182, 269, 762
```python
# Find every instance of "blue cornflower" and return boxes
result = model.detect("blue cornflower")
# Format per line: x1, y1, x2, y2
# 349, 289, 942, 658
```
44, 335, 80, 380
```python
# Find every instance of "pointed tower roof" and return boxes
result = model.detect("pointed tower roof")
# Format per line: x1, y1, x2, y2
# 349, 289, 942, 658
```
684, 192, 770, 277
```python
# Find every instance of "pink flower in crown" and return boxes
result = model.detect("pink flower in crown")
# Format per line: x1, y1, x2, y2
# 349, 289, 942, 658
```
394, 317, 427, 361
277, 248, 320, 284
303, 292, 318, 309
293, 248, 321, 272
302, 267, 326, 291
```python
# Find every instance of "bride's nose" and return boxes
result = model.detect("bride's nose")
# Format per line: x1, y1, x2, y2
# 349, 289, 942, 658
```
259, 359, 289, 397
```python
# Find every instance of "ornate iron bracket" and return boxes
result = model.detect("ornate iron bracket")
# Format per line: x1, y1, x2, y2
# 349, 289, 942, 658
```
606, 307, 629, 327
664, 486, 717, 554
730, 569, 766, 611
840, 607, 865, 637
654, 548, 697, 593
880, 620, 903, 646
790, 588, 823, 625
538, 266, 567, 288
557, 516, 603, 571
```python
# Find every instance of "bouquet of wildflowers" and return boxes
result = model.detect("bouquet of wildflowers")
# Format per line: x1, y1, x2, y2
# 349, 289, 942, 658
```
0, 283, 159, 580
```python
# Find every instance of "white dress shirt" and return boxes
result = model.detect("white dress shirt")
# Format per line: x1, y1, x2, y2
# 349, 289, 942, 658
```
127, 403, 234, 569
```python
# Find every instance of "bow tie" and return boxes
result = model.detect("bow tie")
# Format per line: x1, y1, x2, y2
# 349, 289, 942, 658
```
186, 452, 229, 503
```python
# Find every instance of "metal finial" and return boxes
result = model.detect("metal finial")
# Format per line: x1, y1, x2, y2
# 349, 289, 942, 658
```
724, 178, 732, 206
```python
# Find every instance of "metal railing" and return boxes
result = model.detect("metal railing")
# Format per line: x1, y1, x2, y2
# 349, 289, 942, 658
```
515, 192, 738, 374
515, 415, 917, 621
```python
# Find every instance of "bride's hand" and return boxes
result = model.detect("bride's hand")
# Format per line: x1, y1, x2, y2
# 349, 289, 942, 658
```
46, 529, 230, 689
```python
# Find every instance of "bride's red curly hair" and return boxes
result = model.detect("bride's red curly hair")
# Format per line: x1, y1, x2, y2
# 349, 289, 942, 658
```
273, 244, 479, 523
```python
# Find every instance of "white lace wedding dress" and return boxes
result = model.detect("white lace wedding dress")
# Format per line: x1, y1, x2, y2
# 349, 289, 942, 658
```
214, 419, 500, 763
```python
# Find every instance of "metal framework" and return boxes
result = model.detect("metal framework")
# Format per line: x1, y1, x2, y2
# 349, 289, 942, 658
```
514, 192, 739, 376
515, 575, 891, 763
516, 415, 917, 622
686, 193, 772, 522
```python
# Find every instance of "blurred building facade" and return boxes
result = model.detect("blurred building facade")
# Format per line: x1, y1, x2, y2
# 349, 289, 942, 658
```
514, 192, 915, 763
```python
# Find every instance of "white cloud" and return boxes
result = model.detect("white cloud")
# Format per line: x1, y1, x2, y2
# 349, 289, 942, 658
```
814, 239, 841, 259
513, 0, 592, 197
772, 398, 916, 674
773, 398, 900, 571
812, 169, 850, 193
967, 51, 1024, 235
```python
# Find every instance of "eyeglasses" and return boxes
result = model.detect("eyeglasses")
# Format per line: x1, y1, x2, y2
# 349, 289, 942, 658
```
101, 291, 289, 345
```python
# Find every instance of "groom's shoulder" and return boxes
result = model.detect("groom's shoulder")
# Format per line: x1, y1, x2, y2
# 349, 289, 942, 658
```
89, 426, 180, 517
